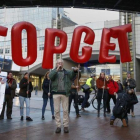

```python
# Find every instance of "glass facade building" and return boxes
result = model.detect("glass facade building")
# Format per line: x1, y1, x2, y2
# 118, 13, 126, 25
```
0, 7, 64, 89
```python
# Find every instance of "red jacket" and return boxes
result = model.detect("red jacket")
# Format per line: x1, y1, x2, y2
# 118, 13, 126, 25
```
107, 80, 119, 95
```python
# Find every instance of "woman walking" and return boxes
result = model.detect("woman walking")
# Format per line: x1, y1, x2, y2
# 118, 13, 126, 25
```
96, 72, 108, 117
42, 71, 55, 120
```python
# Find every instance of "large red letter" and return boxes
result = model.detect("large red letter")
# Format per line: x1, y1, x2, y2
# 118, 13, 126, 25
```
42, 28, 67, 69
0, 26, 8, 36
70, 26, 95, 63
110, 24, 132, 63
99, 28, 116, 63
11, 22, 37, 66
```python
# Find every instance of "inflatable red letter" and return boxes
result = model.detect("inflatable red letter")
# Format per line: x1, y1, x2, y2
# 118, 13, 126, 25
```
99, 28, 116, 63
0, 26, 8, 36
70, 26, 95, 63
42, 28, 67, 69
11, 22, 37, 66
110, 24, 132, 63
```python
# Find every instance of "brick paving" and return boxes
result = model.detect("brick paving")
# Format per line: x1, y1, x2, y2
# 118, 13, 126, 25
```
0, 91, 140, 140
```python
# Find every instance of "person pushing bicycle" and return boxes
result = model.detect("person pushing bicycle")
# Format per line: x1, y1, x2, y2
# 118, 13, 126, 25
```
81, 74, 96, 111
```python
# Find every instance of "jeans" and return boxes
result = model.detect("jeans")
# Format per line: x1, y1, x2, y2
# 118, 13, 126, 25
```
97, 89, 108, 112
19, 96, 30, 117
82, 91, 90, 108
42, 97, 54, 116
35, 90, 38, 95
106, 94, 116, 112
110, 114, 128, 124
69, 93, 79, 115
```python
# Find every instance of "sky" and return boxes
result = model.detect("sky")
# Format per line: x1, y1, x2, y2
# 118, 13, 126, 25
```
64, 8, 119, 24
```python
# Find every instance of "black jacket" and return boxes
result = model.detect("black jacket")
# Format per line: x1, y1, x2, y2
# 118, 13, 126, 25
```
123, 78, 136, 90
118, 83, 123, 93
113, 92, 138, 118
19, 78, 33, 98
42, 78, 52, 98
6, 79, 17, 98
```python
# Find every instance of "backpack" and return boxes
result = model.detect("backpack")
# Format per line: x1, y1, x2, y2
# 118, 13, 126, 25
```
113, 93, 127, 116
78, 95, 84, 105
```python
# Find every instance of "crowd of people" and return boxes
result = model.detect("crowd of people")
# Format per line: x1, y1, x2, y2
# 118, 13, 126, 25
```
0, 59, 139, 133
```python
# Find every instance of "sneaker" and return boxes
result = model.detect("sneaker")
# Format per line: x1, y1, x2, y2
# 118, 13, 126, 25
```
80, 108, 85, 111
21, 116, 23, 121
64, 127, 69, 133
52, 116, 55, 120
42, 116, 45, 120
26, 117, 33, 121
131, 112, 135, 117
110, 120, 114, 125
76, 114, 81, 118
55, 127, 61, 133
122, 119, 128, 127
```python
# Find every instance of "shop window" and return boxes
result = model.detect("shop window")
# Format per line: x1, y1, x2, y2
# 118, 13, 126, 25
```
5, 48, 10, 54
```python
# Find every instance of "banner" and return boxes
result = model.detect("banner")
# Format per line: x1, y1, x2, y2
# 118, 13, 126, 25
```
0, 71, 7, 114
3, 56, 12, 70
11, 61, 20, 71
101, 69, 110, 75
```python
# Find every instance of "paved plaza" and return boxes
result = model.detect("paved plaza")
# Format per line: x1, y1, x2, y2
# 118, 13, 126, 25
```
0, 91, 140, 140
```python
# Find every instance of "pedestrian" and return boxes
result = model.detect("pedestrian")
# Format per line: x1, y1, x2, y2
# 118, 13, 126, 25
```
123, 71, 136, 117
81, 74, 96, 111
0, 72, 17, 120
49, 59, 78, 133
117, 80, 123, 94
110, 88, 138, 127
34, 85, 38, 95
69, 72, 81, 118
96, 72, 108, 117
42, 71, 55, 120
19, 72, 33, 121
106, 75, 119, 114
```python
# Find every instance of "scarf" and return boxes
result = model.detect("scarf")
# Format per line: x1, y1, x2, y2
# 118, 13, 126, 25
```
7, 76, 14, 84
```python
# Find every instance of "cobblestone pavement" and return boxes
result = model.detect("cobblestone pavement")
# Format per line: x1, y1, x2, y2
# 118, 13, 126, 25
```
0, 91, 140, 140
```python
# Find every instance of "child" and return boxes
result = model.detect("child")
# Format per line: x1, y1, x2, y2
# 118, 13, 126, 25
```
110, 88, 138, 127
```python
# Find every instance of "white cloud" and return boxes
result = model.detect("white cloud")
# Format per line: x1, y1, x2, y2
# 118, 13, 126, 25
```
64, 8, 119, 24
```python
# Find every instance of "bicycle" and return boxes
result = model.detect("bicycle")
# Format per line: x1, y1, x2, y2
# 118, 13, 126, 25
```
78, 88, 104, 110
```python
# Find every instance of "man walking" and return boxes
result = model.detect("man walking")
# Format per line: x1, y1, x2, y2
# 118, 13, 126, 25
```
49, 59, 78, 133
123, 71, 136, 117
0, 72, 17, 120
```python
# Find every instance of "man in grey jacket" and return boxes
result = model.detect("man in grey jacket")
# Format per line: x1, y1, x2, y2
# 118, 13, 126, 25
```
0, 72, 17, 120
123, 71, 136, 117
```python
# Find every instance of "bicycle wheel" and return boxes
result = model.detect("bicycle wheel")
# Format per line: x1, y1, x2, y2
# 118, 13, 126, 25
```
92, 98, 104, 110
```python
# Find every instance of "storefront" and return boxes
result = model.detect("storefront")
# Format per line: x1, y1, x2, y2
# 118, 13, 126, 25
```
80, 64, 121, 85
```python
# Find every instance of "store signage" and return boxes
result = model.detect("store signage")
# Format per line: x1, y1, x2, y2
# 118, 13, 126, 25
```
0, 22, 132, 69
